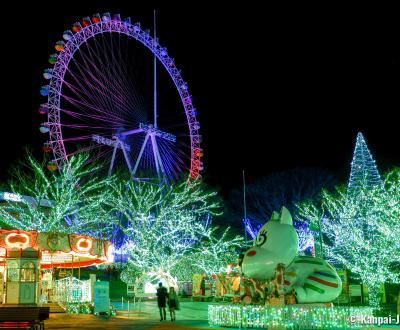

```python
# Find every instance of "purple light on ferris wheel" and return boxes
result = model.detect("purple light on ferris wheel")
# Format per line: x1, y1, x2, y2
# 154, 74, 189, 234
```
40, 13, 203, 182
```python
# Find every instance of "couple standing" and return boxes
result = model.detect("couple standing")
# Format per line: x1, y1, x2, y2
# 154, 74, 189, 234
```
156, 282, 179, 321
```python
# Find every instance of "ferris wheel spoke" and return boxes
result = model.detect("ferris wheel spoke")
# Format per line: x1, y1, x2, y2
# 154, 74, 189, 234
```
66, 58, 112, 113
60, 107, 127, 126
76, 53, 134, 117
94, 34, 141, 119
156, 141, 179, 182
70, 59, 122, 114
82, 36, 136, 117
68, 40, 139, 122
57, 142, 109, 161
113, 36, 146, 119
119, 128, 144, 137
66, 60, 133, 119
62, 93, 130, 125
77, 42, 119, 114
106, 34, 133, 103
44, 13, 201, 181
61, 124, 118, 132
60, 134, 99, 142
62, 73, 103, 112
158, 141, 185, 179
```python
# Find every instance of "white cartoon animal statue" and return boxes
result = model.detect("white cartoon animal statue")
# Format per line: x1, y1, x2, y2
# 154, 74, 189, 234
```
241, 207, 342, 303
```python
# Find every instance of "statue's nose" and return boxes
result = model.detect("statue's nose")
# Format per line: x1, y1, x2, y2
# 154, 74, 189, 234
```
246, 250, 256, 257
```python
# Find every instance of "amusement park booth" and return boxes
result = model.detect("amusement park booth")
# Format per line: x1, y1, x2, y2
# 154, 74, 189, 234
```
0, 229, 113, 305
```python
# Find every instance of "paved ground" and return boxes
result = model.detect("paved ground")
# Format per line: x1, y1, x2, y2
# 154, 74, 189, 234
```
45, 301, 218, 330
44, 301, 400, 330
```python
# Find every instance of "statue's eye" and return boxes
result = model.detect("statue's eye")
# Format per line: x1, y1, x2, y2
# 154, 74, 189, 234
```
256, 229, 267, 247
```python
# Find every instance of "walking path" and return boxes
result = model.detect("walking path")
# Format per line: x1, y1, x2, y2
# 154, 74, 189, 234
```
45, 301, 216, 330
44, 301, 400, 330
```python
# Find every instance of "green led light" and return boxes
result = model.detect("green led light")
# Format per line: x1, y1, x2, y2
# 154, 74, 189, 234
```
0, 153, 113, 238
208, 304, 374, 329
114, 179, 243, 287
298, 167, 400, 307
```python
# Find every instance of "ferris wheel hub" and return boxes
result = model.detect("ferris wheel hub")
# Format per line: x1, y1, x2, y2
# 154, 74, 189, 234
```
138, 123, 176, 142
92, 134, 131, 152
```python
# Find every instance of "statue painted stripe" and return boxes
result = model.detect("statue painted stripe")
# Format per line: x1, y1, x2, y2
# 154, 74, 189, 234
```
308, 276, 338, 288
294, 259, 323, 265
304, 283, 325, 294
314, 271, 337, 279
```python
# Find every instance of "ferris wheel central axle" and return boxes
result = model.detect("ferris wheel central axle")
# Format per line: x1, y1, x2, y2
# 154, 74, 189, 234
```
91, 123, 176, 180
92, 134, 131, 151
119, 123, 176, 142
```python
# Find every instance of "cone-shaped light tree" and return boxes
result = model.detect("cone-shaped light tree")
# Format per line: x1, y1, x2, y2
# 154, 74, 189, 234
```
297, 168, 400, 308
347, 132, 382, 196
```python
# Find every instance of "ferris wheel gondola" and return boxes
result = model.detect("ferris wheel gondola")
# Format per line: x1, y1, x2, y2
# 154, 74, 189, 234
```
38, 12, 203, 183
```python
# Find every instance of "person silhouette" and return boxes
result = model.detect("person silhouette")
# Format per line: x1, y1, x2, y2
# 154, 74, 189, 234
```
156, 282, 168, 321
167, 287, 179, 321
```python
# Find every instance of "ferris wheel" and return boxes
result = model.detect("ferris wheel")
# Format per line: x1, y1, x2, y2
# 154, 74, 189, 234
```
39, 12, 202, 183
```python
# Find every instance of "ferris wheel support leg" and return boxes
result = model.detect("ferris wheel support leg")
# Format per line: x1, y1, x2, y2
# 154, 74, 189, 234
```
150, 134, 161, 179
132, 133, 150, 177
108, 143, 119, 176
120, 142, 134, 176
152, 135, 168, 184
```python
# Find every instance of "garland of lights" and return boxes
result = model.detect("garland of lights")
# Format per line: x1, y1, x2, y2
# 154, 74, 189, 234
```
208, 304, 374, 329
53, 277, 91, 303
347, 132, 382, 196
0, 153, 113, 238
172, 227, 245, 281
297, 168, 400, 307
110, 179, 242, 287
66, 302, 116, 316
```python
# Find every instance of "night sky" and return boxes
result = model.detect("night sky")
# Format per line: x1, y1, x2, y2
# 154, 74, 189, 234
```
0, 2, 398, 193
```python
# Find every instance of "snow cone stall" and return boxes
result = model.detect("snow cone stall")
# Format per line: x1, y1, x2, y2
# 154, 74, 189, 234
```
208, 207, 373, 329
0, 229, 113, 305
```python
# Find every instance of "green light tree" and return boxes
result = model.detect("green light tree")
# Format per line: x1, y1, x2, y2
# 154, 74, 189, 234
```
0, 152, 113, 237
348, 132, 382, 196
297, 168, 400, 307
108, 178, 224, 288
171, 227, 245, 282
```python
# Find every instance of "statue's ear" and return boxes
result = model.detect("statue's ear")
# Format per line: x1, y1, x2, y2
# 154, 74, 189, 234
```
270, 211, 279, 221
279, 206, 293, 225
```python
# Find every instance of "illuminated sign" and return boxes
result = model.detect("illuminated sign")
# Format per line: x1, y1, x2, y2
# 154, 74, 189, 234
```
76, 238, 92, 253
41, 252, 73, 263
2, 192, 22, 202
5, 232, 30, 249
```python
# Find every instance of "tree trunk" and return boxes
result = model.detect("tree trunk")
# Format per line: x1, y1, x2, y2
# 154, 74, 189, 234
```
147, 269, 178, 292
365, 282, 381, 308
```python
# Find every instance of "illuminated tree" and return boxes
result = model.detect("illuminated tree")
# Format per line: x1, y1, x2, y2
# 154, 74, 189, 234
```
108, 178, 222, 287
172, 227, 245, 281
0, 152, 113, 237
297, 168, 400, 307
348, 132, 382, 196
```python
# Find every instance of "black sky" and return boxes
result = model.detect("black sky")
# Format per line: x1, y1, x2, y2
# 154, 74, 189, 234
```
0, 2, 398, 192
